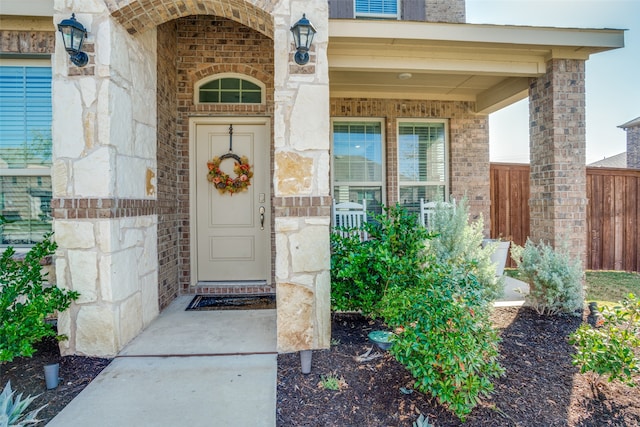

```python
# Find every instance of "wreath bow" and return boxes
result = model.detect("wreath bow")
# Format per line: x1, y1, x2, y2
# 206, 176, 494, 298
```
206, 155, 254, 195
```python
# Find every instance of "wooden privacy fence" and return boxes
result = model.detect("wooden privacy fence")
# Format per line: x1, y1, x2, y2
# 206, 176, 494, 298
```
490, 163, 640, 272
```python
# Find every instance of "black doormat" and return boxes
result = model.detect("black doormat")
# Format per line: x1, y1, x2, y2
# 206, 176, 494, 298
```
186, 294, 276, 311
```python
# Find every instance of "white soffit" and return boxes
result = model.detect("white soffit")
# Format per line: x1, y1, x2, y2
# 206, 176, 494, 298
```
328, 20, 625, 113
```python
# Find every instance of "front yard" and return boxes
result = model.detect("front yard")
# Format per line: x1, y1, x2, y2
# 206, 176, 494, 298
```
277, 305, 640, 426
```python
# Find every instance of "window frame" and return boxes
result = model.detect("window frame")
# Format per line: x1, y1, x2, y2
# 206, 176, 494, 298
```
330, 118, 387, 211
354, 0, 400, 20
193, 73, 265, 106
396, 118, 450, 205
0, 57, 53, 248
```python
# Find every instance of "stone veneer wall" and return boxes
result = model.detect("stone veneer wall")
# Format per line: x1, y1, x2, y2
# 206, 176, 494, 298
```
156, 21, 180, 309
172, 15, 275, 293
48, 0, 331, 356
627, 126, 640, 169
273, 1, 331, 353
529, 58, 587, 265
330, 98, 490, 227
52, 0, 160, 356
426, 0, 466, 23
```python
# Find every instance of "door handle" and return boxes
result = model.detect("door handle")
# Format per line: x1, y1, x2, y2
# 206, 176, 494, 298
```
259, 206, 265, 230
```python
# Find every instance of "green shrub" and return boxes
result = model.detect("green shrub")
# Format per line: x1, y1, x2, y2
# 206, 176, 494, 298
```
330, 204, 433, 315
569, 294, 640, 388
0, 381, 46, 427
331, 202, 504, 419
427, 198, 502, 302
510, 239, 584, 316
380, 271, 503, 421
0, 231, 79, 363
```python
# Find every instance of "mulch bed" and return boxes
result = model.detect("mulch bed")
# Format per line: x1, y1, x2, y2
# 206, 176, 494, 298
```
2, 307, 639, 426
1, 337, 111, 424
277, 307, 640, 426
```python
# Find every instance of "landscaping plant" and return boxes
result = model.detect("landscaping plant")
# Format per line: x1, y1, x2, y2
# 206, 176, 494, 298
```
380, 270, 504, 421
413, 413, 435, 427
570, 293, 640, 389
0, 224, 79, 363
510, 239, 584, 316
427, 198, 503, 301
0, 381, 45, 427
331, 203, 504, 420
330, 204, 433, 315
318, 373, 347, 391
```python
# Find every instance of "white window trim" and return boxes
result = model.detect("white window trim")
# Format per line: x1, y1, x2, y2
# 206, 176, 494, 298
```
330, 117, 387, 206
193, 72, 266, 106
396, 118, 450, 202
354, 0, 400, 20
0, 58, 52, 248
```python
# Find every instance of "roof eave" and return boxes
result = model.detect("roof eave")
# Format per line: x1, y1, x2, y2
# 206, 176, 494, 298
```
618, 117, 640, 129
328, 20, 625, 56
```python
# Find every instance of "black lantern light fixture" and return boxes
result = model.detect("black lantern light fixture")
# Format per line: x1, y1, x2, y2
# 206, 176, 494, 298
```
57, 14, 88, 67
290, 14, 317, 65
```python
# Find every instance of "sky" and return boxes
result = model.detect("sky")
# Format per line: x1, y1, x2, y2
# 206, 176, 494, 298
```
466, 0, 640, 164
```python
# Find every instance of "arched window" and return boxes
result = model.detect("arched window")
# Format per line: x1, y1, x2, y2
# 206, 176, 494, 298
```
195, 74, 264, 104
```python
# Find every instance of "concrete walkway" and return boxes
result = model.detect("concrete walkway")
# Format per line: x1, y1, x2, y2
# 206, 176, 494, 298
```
47, 296, 277, 427
47, 277, 528, 426
495, 275, 529, 307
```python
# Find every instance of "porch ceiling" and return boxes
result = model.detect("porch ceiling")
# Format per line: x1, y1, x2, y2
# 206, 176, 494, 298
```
328, 20, 624, 114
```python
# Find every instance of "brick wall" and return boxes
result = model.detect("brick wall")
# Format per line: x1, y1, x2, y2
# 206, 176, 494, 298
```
627, 127, 640, 169
156, 21, 179, 310
529, 58, 587, 265
0, 30, 54, 53
330, 98, 490, 228
0, 27, 95, 77
107, 0, 274, 37
166, 16, 274, 294
329, 0, 466, 23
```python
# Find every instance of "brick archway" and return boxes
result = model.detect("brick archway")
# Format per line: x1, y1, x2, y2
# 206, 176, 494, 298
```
107, 0, 274, 38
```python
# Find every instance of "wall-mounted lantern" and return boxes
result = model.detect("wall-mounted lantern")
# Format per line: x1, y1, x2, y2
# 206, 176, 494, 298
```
57, 14, 88, 67
290, 14, 317, 65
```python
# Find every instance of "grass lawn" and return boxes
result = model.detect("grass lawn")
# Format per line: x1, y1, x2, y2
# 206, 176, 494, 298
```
584, 270, 640, 306
505, 268, 640, 306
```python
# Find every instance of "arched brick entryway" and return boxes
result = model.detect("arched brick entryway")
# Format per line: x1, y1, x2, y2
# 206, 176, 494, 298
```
106, 0, 274, 38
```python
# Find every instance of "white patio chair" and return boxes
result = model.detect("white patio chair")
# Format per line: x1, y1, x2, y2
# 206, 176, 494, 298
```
419, 199, 438, 229
420, 198, 455, 229
332, 199, 367, 240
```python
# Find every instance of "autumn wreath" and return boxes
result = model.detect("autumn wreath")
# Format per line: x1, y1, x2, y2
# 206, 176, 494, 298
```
206, 155, 254, 195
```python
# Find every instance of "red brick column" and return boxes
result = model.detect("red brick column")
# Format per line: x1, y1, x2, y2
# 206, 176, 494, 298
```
528, 58, 587, 265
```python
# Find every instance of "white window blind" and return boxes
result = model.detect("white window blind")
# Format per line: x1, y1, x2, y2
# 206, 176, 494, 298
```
0, 66, 52, 168
332, 120, 384, 214
398, 121, 448, 208
355, 0, 399, 18
0, 65, 52, 246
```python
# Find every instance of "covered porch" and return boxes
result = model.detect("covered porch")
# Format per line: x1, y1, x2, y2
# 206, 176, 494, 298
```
327, 19, 624, 265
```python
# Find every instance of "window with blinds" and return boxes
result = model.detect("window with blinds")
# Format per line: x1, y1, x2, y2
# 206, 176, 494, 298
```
355, 0, 399, 19
332, 120, 384, 214
0, 64, 52, 246
397, 121, 448, 210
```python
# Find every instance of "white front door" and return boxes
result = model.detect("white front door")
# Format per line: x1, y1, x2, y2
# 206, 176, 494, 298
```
194, 120, 270, 282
